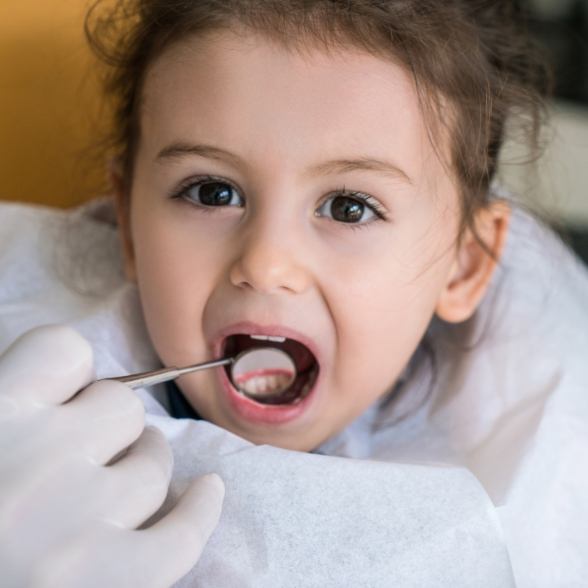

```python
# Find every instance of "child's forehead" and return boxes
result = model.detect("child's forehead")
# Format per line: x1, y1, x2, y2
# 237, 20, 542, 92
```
144, 29, 410, 100
139, 30, 453, 181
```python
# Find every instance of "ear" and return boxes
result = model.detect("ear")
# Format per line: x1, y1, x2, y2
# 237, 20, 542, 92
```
109, 158, 137, 282
435, 200, 511, 323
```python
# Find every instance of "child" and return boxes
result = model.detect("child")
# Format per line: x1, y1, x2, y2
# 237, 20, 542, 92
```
1, 0, 587, 586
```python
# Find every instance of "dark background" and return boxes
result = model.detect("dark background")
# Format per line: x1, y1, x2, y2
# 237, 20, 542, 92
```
519, 0, 588, 264
519, 0, 588, 105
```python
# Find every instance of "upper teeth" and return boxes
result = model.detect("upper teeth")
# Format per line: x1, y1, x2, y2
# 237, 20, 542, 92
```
250, 335, 286, 342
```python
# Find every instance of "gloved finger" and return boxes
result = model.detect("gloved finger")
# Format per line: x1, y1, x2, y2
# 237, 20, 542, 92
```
135, 473, 225, 587
0, 452, 98, 556
58, 380, 145, 466
0, 325, 93, 405
32, 475, 224, 588
99, 426, 173, 530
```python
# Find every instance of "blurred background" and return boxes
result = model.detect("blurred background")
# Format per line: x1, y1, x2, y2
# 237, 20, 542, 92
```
0, 0, 587, 262
0, 1, 108, 209
507, 0, 588, 263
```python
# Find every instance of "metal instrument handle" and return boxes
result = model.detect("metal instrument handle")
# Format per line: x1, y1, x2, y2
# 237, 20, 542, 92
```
105, 357, 234, 390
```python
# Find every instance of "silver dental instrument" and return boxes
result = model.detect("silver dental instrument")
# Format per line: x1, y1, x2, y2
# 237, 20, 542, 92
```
106, 347, 297, 399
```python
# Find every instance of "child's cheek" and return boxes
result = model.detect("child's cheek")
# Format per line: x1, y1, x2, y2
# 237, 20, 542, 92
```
129, 208, 213, 363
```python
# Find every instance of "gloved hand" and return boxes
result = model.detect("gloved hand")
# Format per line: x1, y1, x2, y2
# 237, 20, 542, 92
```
0, 325, 224, 588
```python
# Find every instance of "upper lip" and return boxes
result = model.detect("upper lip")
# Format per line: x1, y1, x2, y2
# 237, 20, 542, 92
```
212, 320, 323, 367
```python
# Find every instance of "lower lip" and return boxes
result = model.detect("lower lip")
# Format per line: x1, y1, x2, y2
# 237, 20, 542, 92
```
216, 365, 321, 425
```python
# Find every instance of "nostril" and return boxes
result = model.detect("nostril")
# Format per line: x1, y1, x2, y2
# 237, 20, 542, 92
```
229, 245, 311, 295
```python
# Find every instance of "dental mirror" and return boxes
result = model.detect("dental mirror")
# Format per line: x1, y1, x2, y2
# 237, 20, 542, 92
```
231, 347, 297, 399
109, 347, 297, 399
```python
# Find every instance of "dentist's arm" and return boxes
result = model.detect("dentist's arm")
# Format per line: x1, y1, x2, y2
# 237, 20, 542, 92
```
0, 325, 224, 588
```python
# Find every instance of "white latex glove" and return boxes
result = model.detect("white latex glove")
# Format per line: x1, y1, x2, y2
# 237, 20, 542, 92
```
0, 325, 225, 588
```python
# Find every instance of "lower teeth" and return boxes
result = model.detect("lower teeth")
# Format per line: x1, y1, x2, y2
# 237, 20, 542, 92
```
239, 373, 292, 396
238, 366, 318, 405
290, 377, 313, 405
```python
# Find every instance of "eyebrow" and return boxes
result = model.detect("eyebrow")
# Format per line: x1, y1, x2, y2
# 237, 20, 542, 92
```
156, 142, 412, 184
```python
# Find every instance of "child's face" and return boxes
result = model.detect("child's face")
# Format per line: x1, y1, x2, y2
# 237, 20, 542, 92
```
123, 31, 466, 451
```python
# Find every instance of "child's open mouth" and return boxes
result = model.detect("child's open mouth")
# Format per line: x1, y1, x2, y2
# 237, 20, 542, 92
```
222, 334, 320, 406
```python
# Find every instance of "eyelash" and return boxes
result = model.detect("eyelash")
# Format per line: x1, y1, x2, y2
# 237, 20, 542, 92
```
170, 175, 389, 229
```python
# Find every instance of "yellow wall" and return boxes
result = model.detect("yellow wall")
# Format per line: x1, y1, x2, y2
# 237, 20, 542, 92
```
0, 1, 108, 208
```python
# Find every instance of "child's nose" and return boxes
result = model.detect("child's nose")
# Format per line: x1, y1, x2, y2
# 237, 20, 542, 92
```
228, 221, 312, 295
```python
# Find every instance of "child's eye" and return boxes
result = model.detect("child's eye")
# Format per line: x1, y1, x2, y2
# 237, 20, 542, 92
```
172, 178, 387, 227
172, 177, 244, 209
315, 190, 387, 227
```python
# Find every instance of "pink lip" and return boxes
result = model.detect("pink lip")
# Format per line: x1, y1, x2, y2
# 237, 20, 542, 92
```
211, 320, 324, 425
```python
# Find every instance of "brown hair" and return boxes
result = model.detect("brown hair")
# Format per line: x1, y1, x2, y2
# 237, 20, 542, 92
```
85, 0, 551, 245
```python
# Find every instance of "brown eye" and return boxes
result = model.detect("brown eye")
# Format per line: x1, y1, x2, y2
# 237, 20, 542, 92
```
316, 193, 378, 224
331, 196, 365, 223
182, 180, 243, 207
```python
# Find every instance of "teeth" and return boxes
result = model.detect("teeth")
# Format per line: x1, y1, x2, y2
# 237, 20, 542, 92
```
238, 364, 318, 405
294, 369, 315, 403
240, 373, 292, 397
249, 335, 287, 343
